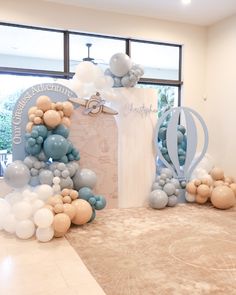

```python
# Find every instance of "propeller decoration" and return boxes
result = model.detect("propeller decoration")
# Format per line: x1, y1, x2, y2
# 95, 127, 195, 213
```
69, 92, 118, 116
155, 107, 208, 181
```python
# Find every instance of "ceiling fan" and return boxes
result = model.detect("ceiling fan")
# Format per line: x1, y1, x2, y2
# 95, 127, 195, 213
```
82, 43, 96, 64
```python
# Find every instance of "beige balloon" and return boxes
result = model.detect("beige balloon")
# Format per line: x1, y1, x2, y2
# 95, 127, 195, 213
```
28, 106, 38, 115
53, 213, 71, 233
194, 179, 202, 187
47, 195, 63, 207
196, 194, 208, 204
229, 183, 236, 197
186, 182, 197, 194
197, 184, 211, 198
70, 190, 79, 200
211, 167, 224, 181
54, 203, 64, 214
63, 204, 76, 220
36, 95, 52, 112
72, 199, 93, 225
211, 186, 235, 209
43, 110, 61, 128
214, 180, 224, 187
26, 122, 34, 132
63, 101, 74, 117
61, 117, 71, 128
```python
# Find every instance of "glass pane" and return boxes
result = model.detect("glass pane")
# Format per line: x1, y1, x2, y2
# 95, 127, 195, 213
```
137, 84, 179, 117
0, 74, 56, 174
131, 41, 180, 80
0, 25, 64, 71
69, 34, 126, 72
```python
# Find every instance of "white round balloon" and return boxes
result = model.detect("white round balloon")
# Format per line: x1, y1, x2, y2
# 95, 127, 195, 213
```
12, 201, 33, 221
34, 208, 54, 228
109, 53, 132, 77
0, 199, 11, 230
34, 185, 53, 202
3, 214, 17, 233
36, 226, 54, 242
15, 220, 35, 239
185, 192, 196, 203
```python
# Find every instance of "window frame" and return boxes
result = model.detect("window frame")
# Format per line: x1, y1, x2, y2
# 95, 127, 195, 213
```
0, 22, 182, 106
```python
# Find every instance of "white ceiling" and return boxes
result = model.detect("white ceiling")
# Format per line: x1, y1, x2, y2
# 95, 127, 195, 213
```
44, 0, 236, 26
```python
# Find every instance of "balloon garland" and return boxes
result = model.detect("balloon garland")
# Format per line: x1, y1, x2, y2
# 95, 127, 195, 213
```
1, 94, 107, 242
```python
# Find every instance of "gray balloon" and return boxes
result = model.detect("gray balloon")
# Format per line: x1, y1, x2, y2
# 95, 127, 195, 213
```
167, 195, 178, 207
4, 161, 30, 188
171, 178, 181, 189
149, 190, 168, 209
163, 183, 176, 196
73, 168, 97, 190
160, 168, 173, 179
29, 175, 40, 187
60, 176, 73, 189
39, 170, 54, 185
66, 162, 79, 177
152, 182, 162, 191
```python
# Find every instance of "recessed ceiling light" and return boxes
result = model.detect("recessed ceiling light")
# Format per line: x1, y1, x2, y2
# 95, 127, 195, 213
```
182, 0, 191, 4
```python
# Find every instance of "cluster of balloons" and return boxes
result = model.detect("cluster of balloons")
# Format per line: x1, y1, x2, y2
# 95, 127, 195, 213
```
105, 53, 144, 88
26, 96, 73, 132
68, 61, 114, 98
2, 92, 107, 242
186, 167, 236, 209
149, 168, 181, 209
158, 123, 187, 166
0, 183, 106, 242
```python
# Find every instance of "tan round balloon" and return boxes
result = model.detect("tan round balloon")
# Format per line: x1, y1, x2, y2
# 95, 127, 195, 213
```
53, 213, 71, 233
197, 184, 211, 198
36, 95, 52, 112
195, 194, 208, 204
211, 186, 235, 209
43, 110, 61, 128
72, 199, 93, 225
211, 167, 224, 181
63, 203, 76, 220
186, 182, 197, 194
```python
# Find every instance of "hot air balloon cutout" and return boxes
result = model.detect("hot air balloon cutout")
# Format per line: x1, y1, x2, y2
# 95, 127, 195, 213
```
155, 107, 209, 183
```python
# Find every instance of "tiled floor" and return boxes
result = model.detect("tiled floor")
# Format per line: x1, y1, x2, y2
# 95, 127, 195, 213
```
0, 231, 106, 295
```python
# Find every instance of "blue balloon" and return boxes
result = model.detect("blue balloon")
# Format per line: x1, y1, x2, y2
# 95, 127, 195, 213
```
78, 187, 94, 201
53, 124, 69, 138
88, 197, 96, 206
158, 127, 167, 140
94, 195, 106, 210
177, 125, 186, 135
177, 131, 184, 144
25, 141, 42, 155
32, 125, 48, 139
43, 134, 69, 160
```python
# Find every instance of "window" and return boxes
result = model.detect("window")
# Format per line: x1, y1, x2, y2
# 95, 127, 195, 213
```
0, 25, 64, 72
130, 41, 181, 81
69, 34, 126, 72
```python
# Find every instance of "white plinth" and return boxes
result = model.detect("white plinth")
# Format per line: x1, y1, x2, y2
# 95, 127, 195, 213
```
111, 88, 157, 208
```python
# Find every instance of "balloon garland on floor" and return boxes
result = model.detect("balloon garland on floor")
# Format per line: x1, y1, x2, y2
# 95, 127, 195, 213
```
186, 167, 236, 209
1, 94, 106, 242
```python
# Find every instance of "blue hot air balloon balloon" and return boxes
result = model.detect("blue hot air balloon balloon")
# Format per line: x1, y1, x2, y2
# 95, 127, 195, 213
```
155, 107, 208, 181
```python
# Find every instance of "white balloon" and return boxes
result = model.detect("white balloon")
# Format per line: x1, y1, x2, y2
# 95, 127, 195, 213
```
12, 201, 33, 221
0, 199, 11, 229
185, 193, 196, 203
36, 226, 54, 243
4, 192, 22, 205
34, 185, 53, 201
31, 199, 45, 213
3, 214, 17, 233
109, 53, 132, 77
75, 61, 97, 83
15, 220, 35, 239
34, 208, 54, 228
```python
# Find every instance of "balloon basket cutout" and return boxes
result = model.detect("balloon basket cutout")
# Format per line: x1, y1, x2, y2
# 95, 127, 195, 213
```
2, 83, 107, 242
151, 107, 209, 209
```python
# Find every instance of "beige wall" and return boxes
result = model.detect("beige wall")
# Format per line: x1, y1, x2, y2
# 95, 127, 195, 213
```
205, 15, 236, 176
